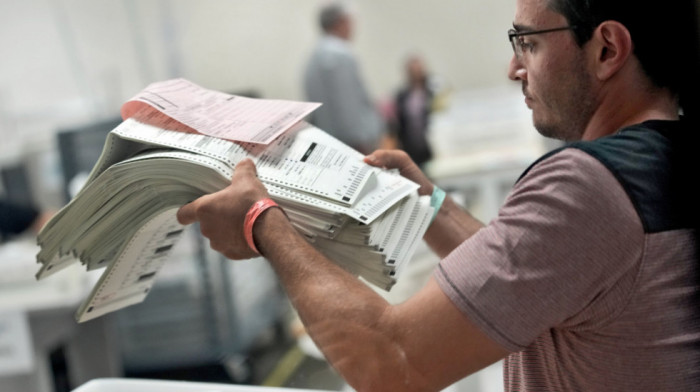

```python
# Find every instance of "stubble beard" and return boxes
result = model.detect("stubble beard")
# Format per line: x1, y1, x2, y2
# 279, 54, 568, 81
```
530, 54, 595, 142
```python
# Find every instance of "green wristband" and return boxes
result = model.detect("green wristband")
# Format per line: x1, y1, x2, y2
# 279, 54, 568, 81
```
430, 186, 446, 224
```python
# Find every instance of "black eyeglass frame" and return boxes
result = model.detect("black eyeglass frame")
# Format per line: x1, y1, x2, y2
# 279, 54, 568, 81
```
508, 26, 577, 57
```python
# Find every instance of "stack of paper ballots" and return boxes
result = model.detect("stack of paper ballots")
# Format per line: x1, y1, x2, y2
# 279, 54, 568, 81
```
35, 80, 433, 322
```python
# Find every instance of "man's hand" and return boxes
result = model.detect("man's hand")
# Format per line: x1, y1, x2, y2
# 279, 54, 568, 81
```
364, 149, 433, 196
366, 149, 485, 258
176, 159, 269, 260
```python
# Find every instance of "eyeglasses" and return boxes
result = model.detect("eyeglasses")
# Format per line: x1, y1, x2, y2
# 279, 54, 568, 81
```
508, 26, 577, 58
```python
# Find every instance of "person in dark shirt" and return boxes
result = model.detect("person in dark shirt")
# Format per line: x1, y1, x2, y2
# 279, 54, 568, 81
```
392, 54, 434, 167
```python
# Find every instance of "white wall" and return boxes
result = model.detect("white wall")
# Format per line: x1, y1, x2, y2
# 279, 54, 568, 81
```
0, 0, 517, 206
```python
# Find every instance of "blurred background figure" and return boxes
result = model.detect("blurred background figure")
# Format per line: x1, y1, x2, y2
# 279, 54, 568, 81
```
302, 1, 386, 155
390, 54, 435, 168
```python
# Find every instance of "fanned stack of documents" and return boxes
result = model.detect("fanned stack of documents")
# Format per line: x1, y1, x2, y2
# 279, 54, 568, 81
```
35, 79, 434, 322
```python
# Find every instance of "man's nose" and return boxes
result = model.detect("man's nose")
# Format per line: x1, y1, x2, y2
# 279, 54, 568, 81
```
508, 55, 526, 81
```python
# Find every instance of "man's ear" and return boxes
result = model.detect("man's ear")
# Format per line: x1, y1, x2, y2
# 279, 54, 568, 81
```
589, 20, 633, 81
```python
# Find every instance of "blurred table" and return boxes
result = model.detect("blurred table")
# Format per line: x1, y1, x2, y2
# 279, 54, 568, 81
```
0, 238, 121, 392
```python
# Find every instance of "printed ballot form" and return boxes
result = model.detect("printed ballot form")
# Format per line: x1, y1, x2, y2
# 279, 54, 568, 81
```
36, 79, 433, 322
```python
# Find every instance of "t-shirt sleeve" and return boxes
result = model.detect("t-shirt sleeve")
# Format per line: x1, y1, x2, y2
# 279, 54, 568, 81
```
434, 148, 645, 352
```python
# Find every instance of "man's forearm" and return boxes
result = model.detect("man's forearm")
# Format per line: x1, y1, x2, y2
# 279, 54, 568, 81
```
253, 208, 431, 391
174, 158, 502, 389
424, 196, 484, 258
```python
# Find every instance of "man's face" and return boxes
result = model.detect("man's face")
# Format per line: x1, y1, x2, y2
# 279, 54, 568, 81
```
407, 57, 427, 85
336, 15, 353, 40
508, 0, 596, 141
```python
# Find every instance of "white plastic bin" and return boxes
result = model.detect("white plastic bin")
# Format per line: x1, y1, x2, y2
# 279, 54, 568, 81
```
72, 378, 334, 392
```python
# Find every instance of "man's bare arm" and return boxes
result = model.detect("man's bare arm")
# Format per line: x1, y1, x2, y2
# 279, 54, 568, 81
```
254, 208, 507, 391
178, 160, 508, 391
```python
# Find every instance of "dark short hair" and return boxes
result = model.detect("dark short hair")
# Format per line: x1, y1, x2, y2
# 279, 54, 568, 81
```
319, 3, 347, 32
547, 0, 699, 118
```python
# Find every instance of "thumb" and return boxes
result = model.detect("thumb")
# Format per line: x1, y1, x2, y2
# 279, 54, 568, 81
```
233, 158, 258, 179
364, 149, 411, 170
176, 200, 198, 225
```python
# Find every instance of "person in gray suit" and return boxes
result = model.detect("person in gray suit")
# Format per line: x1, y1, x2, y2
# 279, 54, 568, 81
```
302, 2, 385, 155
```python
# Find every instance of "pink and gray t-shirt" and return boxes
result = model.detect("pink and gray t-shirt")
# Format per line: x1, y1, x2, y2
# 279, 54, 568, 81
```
435, 120, 700, 390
